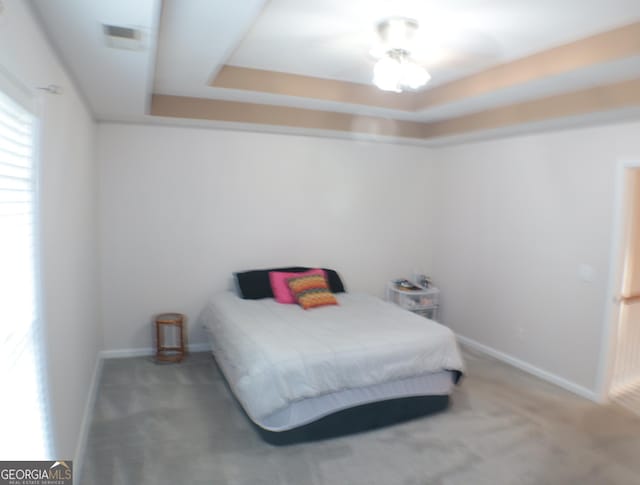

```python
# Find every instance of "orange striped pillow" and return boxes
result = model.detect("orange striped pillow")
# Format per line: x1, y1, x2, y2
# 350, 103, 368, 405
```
286, 274, 338, 310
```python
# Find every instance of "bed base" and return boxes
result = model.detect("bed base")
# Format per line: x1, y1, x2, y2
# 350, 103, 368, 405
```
212, 355, 453, 446
252, 395, 450, 446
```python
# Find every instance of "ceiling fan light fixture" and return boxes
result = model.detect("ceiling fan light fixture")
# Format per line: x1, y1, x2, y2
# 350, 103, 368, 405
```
372, 17, 430, 93
373, 49, 430, 93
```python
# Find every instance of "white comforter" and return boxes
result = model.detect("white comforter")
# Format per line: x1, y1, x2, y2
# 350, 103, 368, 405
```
201, 291, 464, 423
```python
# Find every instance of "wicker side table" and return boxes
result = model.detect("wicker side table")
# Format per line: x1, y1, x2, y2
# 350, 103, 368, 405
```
155, 313, 185, 363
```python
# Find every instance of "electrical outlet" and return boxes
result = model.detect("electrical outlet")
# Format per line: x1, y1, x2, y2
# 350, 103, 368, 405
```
517, 326, 525, 340
578, 264, 596, 283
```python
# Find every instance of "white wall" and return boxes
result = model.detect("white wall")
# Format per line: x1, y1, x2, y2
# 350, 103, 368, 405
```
98, 123, 435, 350
0, 1, 100, 460
432, 120, 640, 392
98, 119, 640, 396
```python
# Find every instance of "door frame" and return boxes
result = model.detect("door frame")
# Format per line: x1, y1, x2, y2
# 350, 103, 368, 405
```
596, 159, 640, 402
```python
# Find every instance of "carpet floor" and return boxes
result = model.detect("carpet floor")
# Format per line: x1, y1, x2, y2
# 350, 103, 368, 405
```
80, 348, 640, 485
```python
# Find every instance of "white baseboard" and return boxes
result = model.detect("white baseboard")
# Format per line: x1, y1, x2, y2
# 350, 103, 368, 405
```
73, 354, 103, 485
100, 342, 210, 359
456, 334, 599, 402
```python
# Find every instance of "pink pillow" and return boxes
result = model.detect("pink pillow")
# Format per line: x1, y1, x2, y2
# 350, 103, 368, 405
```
269, 269, 327, 304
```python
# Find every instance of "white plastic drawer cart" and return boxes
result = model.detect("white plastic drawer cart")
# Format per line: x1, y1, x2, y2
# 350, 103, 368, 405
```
386, 280, 440, 321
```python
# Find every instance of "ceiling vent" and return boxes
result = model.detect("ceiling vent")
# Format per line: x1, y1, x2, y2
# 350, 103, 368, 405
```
103, 24, 144, 50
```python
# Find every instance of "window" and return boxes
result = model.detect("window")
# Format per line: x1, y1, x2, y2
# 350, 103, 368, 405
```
0, 79, 50, 459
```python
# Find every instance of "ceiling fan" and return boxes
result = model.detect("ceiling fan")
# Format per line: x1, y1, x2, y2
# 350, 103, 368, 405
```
371, 17, 430, 92
302, 14, 500, 92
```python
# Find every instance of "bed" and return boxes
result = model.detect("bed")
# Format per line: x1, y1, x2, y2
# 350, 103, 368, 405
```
201, 271, 464, 444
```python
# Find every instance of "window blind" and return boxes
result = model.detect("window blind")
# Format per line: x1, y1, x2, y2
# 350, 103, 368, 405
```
0, 85, 50, 459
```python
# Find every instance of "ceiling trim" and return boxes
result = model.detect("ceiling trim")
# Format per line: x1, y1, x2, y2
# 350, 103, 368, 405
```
151, 77, 640, 140
211, 65, 414, 111
208, 21, 640, 113
415, 20, 640, 110
421, 77, 640, 138
150, 94, 426, 138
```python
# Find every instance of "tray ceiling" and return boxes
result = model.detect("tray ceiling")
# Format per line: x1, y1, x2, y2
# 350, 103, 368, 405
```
30, 0, 640, 143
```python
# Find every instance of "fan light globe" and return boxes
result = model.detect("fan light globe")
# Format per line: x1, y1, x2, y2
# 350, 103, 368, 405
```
373, 56, 403, 93
401, 59, 431, 89
373, 51, 430, 92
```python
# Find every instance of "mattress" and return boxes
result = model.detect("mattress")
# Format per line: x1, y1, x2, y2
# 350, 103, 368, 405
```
201, 291, 464, 431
